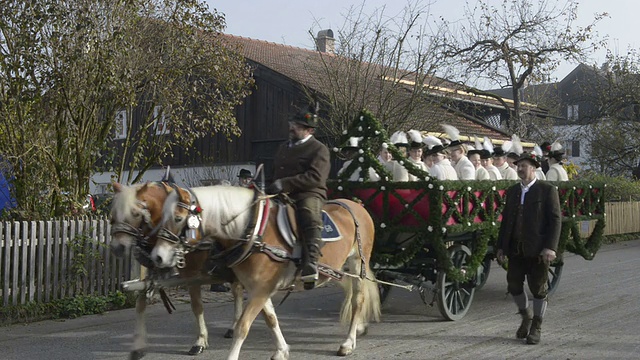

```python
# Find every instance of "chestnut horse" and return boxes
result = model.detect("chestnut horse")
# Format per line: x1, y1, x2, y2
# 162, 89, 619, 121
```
153, 185, 381, 360
109, 182, 244, 359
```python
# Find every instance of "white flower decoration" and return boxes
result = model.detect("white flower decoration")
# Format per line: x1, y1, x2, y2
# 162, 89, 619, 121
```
589, 185, 592, 189
342, 130, 348, 135
454, 201, 458, 205
399, 161, 404, 165
380, 223, 386, 228
604, 213, 607, 216
572, 186, 576, 190
359, 116, 364, 121
427, 226, 433, 232
428, 184, 434, 189
439, 185, 444, 190
375, 131, 380, 135
405, 204, 409, 208
467, 222, 471, 226
385, 177, 389, 181
338, 186, 343, 191
492, 222, 496, 226
572, 214, 575, 218
467, 187, 472, 191
492, 186, 496, 191
358, 126, 363, 131
442, 227, 447, 233
333, 147, 339, 152
588, 212, 592, 216
358, 149, 364, 154
380, 186, 386, 191
424, 176, 430, 181
358, 157, 364, 163
359, 178, 364, 182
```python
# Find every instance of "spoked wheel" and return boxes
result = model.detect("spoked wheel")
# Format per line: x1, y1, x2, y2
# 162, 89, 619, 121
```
547, 260, 563, 296
474, 255, 492, 291
437, 244, 476, 321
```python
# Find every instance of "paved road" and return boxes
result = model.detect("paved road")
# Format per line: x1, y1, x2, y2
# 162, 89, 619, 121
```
1, 240, 639, 360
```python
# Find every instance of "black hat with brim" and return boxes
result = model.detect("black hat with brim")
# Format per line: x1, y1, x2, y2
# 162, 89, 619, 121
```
507, 152, 520, 161
290, 111, 318, 128
424, 144, 447, 156
468, 149, 483, 157
409, 141, 424, 149
547, 150, 564, 162
493, 148, 507, 157
479, 149, 492, 159
514, 152, 541, 168
238, 169, 253, 178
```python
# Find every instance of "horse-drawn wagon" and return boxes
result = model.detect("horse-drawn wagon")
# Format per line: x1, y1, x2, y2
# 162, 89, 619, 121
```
329, 111, 606, 320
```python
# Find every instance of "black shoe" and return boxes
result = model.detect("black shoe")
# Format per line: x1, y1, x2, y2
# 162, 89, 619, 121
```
301, 263, 318, 290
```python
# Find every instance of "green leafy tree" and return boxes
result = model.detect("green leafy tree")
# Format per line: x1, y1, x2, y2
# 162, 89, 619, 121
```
0, 0, 253, 218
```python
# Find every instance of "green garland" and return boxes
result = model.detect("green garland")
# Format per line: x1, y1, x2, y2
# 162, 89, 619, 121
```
329, 110, 607, 283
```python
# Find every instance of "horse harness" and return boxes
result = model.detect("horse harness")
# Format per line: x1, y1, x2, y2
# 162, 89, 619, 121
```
158, 187, 367, 283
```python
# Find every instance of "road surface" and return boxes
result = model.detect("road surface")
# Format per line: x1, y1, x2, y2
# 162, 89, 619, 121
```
1, 240, 639, 359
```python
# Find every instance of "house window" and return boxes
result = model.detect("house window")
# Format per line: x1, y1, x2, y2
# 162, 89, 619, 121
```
567, 104, 579, 121
154, 106, 170, 135
114, 109, 127, 139
484, 113, 502, 128
565, 140, 581, 157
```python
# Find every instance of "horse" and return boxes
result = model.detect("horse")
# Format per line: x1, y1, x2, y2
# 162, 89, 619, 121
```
108, 182, 245, 359
152, 184, 381, 360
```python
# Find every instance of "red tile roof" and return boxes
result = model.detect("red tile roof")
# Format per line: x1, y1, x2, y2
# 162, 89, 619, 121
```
221, 33, 516, 142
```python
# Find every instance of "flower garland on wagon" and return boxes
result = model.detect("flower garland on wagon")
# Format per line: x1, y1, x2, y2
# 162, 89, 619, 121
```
327, 110, 607, 283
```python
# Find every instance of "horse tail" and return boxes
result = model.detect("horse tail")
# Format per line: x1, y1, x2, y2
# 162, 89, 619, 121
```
339, 261, 381, 327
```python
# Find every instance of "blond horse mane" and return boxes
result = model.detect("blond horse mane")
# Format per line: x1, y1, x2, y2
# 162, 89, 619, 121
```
162, 185, 256, 240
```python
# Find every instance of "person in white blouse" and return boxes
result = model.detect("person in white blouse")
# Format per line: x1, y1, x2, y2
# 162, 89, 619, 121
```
494, 140, 518, 180
406, 130, 429, 181
442, 124, 476, 180
469, 136, 490, 180
532, 144, 547, 180
481, 137, 503, 180
423, 135, 458, 180
337, 137, 380, 182
545, 141, 569, 181
387, 131, 410, 182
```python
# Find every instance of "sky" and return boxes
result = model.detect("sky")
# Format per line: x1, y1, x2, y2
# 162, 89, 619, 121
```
205, 0, 638, 86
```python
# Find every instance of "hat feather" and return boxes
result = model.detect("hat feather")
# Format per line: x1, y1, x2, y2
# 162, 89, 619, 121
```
390, 131, 408, 145
483, 137, 494, 153
502, 140, 513, 153
422, 134, 442, 149
550, 140, 563, 152
511, 134, 523, 155
441, 124, 460, 141
532, 144, 543, 157
474, 135, 482, 151
407, 129, 423, 144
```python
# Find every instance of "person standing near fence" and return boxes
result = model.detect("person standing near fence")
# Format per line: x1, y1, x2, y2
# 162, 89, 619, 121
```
496, 152, 561, 345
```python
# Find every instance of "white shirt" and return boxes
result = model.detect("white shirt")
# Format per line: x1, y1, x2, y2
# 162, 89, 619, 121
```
485, 165, 503, 180
435, 159, 458, 180
454, 155, 476, 180
475, 166, 491, 180
407, 157, 429, 181
337, 159, 380, 182
290, 134, 312, 147
546, 163, 569, 181
498, 162, 518, 180
520, 178, 537, 204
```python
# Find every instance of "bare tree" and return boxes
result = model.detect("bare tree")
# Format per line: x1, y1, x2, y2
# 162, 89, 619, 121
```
439, 0, 606, 136
304, 1, 451, 138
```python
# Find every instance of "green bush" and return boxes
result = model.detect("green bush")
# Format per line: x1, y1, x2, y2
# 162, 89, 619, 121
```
0, 291, 136, 325
577, 172, 640, 202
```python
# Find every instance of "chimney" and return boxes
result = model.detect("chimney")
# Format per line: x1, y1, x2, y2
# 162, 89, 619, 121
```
315, 29, 334, 53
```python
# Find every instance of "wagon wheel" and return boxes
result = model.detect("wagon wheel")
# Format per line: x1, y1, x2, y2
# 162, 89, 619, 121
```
437, 244, 476, 321
547, 260, 563, 296
474, 255, 492, 291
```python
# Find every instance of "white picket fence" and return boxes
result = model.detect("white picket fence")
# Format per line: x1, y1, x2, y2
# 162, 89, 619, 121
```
1, 217, 139, 307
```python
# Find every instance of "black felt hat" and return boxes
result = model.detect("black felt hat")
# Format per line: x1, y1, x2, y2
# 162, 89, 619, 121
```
237, 169, 253, 178
514, 152, 541, 168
